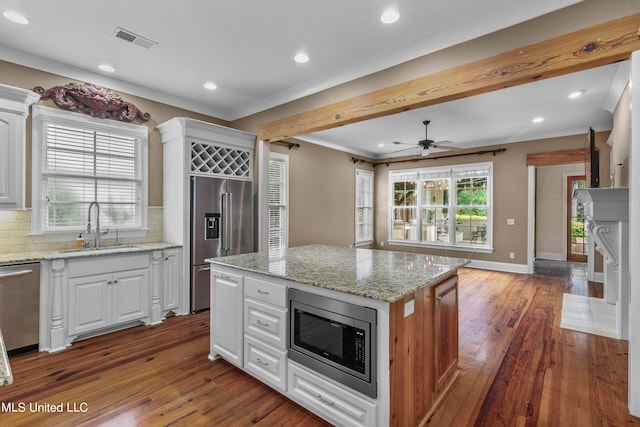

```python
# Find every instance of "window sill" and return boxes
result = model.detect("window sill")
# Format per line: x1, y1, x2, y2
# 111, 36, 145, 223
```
388, 239, 494, 254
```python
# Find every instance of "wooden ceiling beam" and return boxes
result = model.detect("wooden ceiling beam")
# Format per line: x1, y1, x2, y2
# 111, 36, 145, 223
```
257, 13, 640, 143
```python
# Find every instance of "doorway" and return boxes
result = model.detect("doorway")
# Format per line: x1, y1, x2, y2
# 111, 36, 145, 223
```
567, 175, 588, 262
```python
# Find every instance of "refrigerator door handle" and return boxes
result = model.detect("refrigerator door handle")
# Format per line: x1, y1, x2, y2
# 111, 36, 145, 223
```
222, 192, 233, 252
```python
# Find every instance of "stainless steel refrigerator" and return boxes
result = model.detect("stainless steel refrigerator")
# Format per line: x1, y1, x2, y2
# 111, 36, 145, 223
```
190, 176, 253, 312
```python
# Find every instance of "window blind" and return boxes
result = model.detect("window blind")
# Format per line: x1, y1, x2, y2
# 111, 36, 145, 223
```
268, 156, 288, 251
42, 122, 141, 231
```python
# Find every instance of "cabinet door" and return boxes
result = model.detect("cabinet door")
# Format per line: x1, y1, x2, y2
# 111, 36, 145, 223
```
211, 269, 244, 367
112, 268, 150, 324
162, 248, 182, 312
433, 275, 459, 393
68, 273, 111, 336
0, 112, 22, 209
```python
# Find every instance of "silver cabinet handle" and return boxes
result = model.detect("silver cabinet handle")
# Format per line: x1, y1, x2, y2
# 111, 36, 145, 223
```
0, 269, 33, 278
317, 395, 334, 406
256, 320, 269, 327
255, 358, 269, 366
257, 289, 270, 295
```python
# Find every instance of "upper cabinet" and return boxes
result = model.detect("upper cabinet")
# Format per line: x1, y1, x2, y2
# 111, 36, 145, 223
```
0, 84, 40, 210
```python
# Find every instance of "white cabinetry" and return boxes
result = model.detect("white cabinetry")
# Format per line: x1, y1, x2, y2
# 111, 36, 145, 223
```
288, 361, 377, 427
0, 84, 40, 209
161, 247, 182, 313
210, 268, 244, 367
208, 268, 380, 426
243, 276, 287, 391
67, 254, 150, 339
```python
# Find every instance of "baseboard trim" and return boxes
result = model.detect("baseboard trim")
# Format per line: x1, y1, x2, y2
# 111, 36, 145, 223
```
535, 252, 563, 261
465, 260, 529, 274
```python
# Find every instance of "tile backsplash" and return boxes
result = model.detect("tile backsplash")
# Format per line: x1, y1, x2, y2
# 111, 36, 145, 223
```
0, 207, 164, 254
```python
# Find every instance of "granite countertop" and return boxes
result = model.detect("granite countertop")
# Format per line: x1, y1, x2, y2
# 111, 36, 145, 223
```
208, 245, 469, 303
0, 329, 12, 387
0, 242, 182, 265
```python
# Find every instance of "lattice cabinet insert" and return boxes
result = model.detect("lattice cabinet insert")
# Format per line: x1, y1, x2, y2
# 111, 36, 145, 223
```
190, 141, 252, 178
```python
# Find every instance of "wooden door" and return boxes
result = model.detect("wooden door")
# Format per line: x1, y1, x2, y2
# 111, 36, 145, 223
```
567, 176, 588, 262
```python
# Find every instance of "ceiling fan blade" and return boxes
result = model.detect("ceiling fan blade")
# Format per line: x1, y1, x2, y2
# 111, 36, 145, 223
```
391, 141, 414, 146
391, 146, 420, 154
431, 143, 462, 151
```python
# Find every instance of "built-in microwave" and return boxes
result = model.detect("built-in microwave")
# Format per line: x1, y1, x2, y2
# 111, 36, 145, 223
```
288, 288, 377, 398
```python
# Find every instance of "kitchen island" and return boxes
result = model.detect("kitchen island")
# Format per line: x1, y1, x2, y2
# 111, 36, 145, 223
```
208, 245, 468, 427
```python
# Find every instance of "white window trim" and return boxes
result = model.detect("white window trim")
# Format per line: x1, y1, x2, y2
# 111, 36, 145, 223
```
31, 105, 149, 237
388, 161, 494, 253
268, 152, 289, 251
355, 169, 374, 246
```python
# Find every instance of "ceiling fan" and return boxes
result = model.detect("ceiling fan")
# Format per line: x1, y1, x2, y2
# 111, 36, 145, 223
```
392, 120, 462, 156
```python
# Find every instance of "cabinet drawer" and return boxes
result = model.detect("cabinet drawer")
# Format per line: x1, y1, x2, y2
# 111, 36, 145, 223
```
244, 276, 286, 307
244, 335, 287, 392
244, 298, 287, 350
288, 361, 377, 427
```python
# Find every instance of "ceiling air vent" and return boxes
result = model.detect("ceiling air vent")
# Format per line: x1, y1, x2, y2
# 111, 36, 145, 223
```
112, 27, 157, 49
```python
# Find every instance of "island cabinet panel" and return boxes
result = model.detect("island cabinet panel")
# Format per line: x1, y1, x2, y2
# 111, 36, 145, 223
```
210, 269, 244, 367
433, 275, 459, 393
389, 285, 434, 427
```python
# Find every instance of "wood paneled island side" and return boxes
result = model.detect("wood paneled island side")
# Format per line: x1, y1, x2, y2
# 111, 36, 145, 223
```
207, 245, 468, 426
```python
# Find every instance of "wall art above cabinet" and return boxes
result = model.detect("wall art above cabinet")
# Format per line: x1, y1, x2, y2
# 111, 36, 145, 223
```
0, 84, 40, 210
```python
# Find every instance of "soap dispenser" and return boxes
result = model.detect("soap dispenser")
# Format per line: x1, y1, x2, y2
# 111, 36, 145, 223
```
76, 233, 84, 249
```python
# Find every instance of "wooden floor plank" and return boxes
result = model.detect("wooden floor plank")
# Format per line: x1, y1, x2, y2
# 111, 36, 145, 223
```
0, 267, 637, 426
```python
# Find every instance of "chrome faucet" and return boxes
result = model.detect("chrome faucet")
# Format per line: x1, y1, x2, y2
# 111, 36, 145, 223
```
87, 201, 101, 248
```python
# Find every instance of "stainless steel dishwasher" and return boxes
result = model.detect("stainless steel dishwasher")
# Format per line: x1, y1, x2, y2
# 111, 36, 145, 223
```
0, 263, 40, 352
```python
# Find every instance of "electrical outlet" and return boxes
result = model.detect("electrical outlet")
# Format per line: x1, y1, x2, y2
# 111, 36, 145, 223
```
404, 299, 415, 317
509, 252, 515, 259
507, 218, 515, 225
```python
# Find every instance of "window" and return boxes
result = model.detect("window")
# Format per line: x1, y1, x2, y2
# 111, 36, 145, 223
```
389, 162, 492, 250
268, 153, 289, 252
355, 169, 374, 244
31, 105, 148, 234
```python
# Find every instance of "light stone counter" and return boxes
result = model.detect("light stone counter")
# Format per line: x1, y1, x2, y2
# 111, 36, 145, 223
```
209, 245, 469, 303
0, 242, 181, 265
0, 329, 12, 387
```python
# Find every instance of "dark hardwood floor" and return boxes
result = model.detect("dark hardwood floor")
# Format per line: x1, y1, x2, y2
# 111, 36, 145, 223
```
1, 267, 637, 426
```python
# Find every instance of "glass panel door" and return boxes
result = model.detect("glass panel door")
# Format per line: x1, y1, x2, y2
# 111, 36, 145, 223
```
567, 176, 587, 262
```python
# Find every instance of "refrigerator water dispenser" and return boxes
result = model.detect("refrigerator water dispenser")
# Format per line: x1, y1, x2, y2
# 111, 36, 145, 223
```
205, 213, 220, 240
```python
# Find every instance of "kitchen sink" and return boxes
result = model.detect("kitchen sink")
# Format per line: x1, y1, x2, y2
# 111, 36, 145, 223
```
61, 245, 140, 254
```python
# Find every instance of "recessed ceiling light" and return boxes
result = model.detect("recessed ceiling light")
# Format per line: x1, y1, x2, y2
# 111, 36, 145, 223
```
378, 143, 385, 148
204, 82, 218, 90
98, 64, 115, 72
380, 8, 400, 24
532, 117, 544, 123
568, 90, 585, 99
3, 11, 29, 25
294, 52, 309, 64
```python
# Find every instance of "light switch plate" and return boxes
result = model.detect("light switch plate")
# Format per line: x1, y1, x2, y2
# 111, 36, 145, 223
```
507, 218, 515, 225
